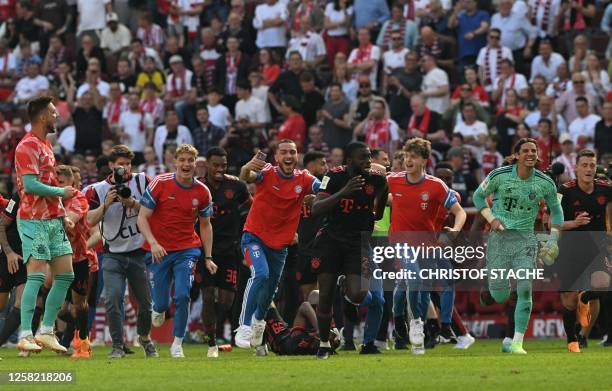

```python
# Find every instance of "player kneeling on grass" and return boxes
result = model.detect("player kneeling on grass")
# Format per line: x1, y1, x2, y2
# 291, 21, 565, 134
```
15, 96, 76, 354
138, 144, 217, 358
472, 138, 563, 354
261, 291, 340, 356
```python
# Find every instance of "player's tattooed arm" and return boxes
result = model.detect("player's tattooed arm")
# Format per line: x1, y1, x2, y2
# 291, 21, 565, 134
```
239, 154, 267, 183
311, 175, 365, 217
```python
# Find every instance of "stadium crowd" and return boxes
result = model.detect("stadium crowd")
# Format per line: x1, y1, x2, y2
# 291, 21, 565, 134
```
0, 0, 610, 359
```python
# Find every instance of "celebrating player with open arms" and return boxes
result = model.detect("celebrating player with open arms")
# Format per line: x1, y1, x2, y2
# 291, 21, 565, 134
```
235, 139, 320, 350
138, 144, 217, 358
15, 96, 76, 354
310, 142, 389, 359
472, 138, 564, 354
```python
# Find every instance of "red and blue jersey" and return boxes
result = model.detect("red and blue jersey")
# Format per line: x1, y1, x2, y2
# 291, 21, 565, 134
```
243, 164, 320, 250
434, 189, 461, 231
141, 173, 213, 252
388, 173, 457, 233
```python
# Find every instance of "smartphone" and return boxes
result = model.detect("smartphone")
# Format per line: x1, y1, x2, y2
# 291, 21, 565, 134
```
255, 151, 267, 161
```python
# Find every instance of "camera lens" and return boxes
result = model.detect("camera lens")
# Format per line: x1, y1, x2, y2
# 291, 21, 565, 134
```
118, 186, 132, 199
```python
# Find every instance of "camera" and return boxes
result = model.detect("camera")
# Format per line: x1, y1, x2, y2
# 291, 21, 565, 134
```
113, 166, 132, 199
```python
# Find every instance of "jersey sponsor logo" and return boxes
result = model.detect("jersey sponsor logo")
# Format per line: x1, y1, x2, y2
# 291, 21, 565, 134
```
224, 189, 234, 199
597, 196, 606, 205
311, 257, 320, 270
320, 176, 330, 190
364, 184, 374, 195
5, 199, 15, 213
481, 178, 490, 190
394, 192, 402, 197
339, 198, 354, 213
294, 185, 303, 194
503, 197, 518, 211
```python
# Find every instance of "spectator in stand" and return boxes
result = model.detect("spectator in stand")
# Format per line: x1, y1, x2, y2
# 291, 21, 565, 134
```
138, 146, 167, 177
568, 96, 601, 150
594, 101, 612, 157
15, 40, 41, 79
348, 75, 386, 127
269, 51, 306, 114
568, 34, 591, 73
408, 94, 448, 152
329, 147, 344, 168
323, 0, 353, 68
492, 59, 528, 107
530, 39, 565, 83
353, 0, 390, 36
214, 35, 250, 113
76, 0, 112, 42
494, 88, 527, 156
376, 3, 418, 52
192, 105, 226, 156
136, 11, 164, 53
421, 54, 450, 115
33, 0, 71, 44
76, 34, 106, 81
331, 63, 358, 102
100, 12, 132, 57
299, 72, 325, 128
535, 118, 560, 170
480, 135, 504, 176
553, 134, 577, 182
153, 108, 193, 163
453, 101, 488, 159
103, 81, 128, 135
42, 34, 74, 77
15, 0, 40, 52
249, 70, 272, 124
257, 48, 282, 87
491, 0, 535, 76
450, 66, 489, 109
276, 95, 306, 152
381, 31, 410, 96
582, 53, 611, 102
140, 82, 165, 126
9, 62, 49, 107
354, 98, 400, 155
69, 89, 105, 155
306, 125, 330, 159
162, 35, 191, 70
415, 26, 454, 75
525, 96, 567, 139
289, 0, 324, 34
476, 28, 513, 95
136, 56, 166, 94
348, 28, 381, 92
253, 0, 289, 52
320, 82, 351, 150
77, 59, 109, 99
129, 37, 163, 74
546, 62, 571, 99
235, 80, 267, 135
448, 0, 490, 74
207, 88, 232, 130
286, 16, 326, 71
117, 92, 155, 165
166, 55, 193, 123
114, 58, 137, 94
198, 27, 221, 94
81, 151, 99, 187
559, 0, 595, 58
525, 74, 548, 111
528, 0, 562, 43
555, 73, 599, 126
387, 51, 422, 129
444, 82, 490, 131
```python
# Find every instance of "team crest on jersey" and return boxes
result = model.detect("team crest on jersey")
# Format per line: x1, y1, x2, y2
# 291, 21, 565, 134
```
294, 185, 303, 194
421, 192, 430, 201
251, 244, 260, 251
192, 198, 199, 206
529, 192, 536, 200
574, 200, 581, 206
311, 257, 320, 270
364, 184, 375, 195
225, 189, 234, 199
597, 195, 606, 205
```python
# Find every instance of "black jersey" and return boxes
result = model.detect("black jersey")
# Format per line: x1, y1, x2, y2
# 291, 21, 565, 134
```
201, 175, 250, 253
1, 192, 22, 256
558, 179, 611, 261
264, 307, 319, 355
559, 179, 611, 232
317, 166, 387, 242
297, 203, 323, 256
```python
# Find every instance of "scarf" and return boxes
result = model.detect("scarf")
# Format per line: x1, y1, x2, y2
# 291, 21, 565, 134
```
532, 0, 552, 33
365, 118, 390, 150
226, 52, 241, 95
404, 0, 415, 20
1, 52, 8, 73
382, 21, 406, 49
564, 0, 586, 30
352, 44, 373, 64
108, 98, 123, 125
420, 39, 440, 58
49, 46, 65, 74
171, 71, 186, 97
484, 46, 502, 85
293, 2, 314, 32
407, 107, 431, 135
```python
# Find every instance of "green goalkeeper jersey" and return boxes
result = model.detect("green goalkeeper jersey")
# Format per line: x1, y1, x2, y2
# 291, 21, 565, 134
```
473, 164, 562, 231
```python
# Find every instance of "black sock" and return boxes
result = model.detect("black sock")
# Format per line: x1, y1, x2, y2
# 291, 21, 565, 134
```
394, 316, 408, 340
76, 308, 88, 340
62, 321, 75, 348
505, 303, 515, 338
207, 331, 216, 347
317, 311, 332, 343
0, 307, 21, 346
604, 292, 612, 337
563, 308, 578, 343
580, 290, 603, 304
32, 306, 43, 334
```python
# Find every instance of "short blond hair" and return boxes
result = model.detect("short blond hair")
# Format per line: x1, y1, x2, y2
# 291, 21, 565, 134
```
174, 144, 199, 158
70, 166, 81, 175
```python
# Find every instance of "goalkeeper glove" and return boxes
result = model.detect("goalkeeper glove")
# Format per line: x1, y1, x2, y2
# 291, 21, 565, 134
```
538, 228, 560, 266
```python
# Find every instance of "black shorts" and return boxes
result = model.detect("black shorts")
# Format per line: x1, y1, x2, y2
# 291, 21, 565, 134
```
277, 327, 319, 355
558, 254, 610, 292
0, 252, 27, 293
70, 260, 90, 297
296, 252, 317, 285
197, 248, 241, 292
312, 231, 370, 276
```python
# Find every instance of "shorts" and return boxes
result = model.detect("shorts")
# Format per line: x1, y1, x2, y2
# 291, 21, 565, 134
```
0, 252, 27, 292
296, 252, 317, 285
312, 230, 370, 276
17, 218, 73, 263
197, 247, 241, 292
70, 260, 90, 297
486, 231, 537, 291
558, 254, 610, 291
277, 327, 319, 355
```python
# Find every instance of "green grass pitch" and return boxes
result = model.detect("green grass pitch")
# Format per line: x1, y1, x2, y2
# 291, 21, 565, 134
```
0, 340, 611, 390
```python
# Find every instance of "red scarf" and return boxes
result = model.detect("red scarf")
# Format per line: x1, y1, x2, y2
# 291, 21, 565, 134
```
1, 52, 8, 73
382, 21, 406, 49
108, 98, 123, 124
171, 71, 186, 97
420, 39, 440, 58
407, 108, 431, 135
365, 118, 390, 150
226, 52, 241, 72
140, 98, 157, 114
532, 0, 552, 33
564, 0, 586, 30
484, 46, 502, 85
404, 0, 415, 20
293, 2, 314, 32
353, 44, 373, 64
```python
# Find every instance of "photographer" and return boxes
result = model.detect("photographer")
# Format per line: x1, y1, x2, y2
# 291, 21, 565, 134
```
85, 145, 158, 359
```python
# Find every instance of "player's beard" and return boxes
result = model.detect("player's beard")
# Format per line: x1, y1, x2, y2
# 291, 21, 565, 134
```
279, 160, 296, 175
45, 120, 57, 134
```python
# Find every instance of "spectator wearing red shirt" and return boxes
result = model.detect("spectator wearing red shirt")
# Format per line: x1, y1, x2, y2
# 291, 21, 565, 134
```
277, 95, 306, 152
535, 118, 560, 170
451, 67, 489, 108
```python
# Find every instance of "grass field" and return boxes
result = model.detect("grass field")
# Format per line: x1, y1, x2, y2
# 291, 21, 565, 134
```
0, 340, 611, 390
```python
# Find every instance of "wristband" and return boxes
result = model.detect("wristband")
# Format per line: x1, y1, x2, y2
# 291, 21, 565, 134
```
480, 207, 496, 224
205, 256, 213, 260
549, 227, 560, 242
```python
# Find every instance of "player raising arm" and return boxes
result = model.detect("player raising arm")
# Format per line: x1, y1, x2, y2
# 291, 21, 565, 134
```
472, 138, 564, 354
138, 144, 216, 358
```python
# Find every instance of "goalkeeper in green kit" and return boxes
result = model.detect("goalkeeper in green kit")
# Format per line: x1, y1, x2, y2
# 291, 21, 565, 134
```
473, 138, 564, 354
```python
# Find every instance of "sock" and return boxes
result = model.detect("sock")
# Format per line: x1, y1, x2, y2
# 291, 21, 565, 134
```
506, 302, 516, 339
513, 281, 532, 337
77, 307, 88, 340
0, 307, 21, 346
173, 336, 183, 346
62, 321, 75, 348
604, 292, 612, 337
512, 331, 524, 345
32, 306, 43, 334
41, 272, 74, 328
394, 316, 408, 340
317, 310, 332, 343
20, 272, 45, 337
580, 290, 603, 304
563, 308, 578, 343
452, 307, 468, 336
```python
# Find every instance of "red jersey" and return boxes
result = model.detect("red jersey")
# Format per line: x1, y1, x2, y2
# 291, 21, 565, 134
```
0, 0, 16, 20
434, 189, 461, 231
64, 190, 98, 271
536, 135, 560, 171
388, 173, 457, 233
278, 114, 306, 152
14, 132, 65, 220
0, 194, 7, 210
481, 150, 503, 176
141, 173, 213, 252
244, 164, 319, 250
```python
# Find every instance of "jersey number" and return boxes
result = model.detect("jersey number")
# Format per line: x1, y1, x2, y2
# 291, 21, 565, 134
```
225, 269, 237, 285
